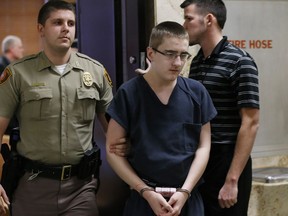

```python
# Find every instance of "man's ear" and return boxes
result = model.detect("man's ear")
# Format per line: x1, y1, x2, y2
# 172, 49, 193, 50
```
146, 47, 154, 62
205, 13, 214, 27
37, 23, 44, 37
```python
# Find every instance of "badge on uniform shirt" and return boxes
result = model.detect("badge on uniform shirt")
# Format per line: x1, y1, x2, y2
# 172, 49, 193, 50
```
83, 71, 93, 87
104, 69, 113, 87
0, 68, 12, 85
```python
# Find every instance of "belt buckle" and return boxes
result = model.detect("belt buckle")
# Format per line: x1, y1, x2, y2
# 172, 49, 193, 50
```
61, 165, 72, 180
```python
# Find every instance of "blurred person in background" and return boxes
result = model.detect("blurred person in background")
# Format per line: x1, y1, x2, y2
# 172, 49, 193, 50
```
0, 35, 24, 135
0, 35, 24, 75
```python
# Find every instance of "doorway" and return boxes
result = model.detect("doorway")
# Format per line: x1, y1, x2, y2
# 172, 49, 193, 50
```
77, 1, 155, 215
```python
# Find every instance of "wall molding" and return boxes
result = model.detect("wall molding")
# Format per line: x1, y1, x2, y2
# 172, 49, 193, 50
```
252, 144, 288, 158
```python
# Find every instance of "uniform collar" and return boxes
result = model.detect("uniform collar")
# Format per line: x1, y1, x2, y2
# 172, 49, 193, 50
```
37, 51, 53, 71
37, 51, 84, 72
66, 52, 84, 71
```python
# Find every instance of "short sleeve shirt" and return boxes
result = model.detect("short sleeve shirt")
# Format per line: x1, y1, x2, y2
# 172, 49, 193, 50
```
0, 51, 113, 164
107, 76, 217, 186
189, 36, 260, 145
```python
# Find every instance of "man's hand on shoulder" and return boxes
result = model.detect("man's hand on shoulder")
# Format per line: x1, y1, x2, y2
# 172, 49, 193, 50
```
135, 58, 151, 75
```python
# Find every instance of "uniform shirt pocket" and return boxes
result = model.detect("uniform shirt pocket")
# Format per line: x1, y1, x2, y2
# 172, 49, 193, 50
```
183, 123, 202, 152
77, 88, 99, 121
23, 88, 53, 119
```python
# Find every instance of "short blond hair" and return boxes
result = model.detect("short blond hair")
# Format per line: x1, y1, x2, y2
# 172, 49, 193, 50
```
149, 21, 189, 49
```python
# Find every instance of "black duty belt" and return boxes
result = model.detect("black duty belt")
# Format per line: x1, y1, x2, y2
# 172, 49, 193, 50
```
24, 158, 79, 181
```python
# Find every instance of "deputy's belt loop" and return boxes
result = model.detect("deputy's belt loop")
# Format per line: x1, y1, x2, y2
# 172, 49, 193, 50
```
61, 165, 72, 180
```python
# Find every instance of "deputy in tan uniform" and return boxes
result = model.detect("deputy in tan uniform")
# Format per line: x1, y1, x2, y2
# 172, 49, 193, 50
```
0, 1, 112, 216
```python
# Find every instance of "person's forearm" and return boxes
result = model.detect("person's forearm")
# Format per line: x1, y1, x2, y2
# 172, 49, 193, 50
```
182, 145, 210, 192
182, 123, 211, 192
106, 150, 146, 192
105, 119, 147, 192
226, 117, 259, 184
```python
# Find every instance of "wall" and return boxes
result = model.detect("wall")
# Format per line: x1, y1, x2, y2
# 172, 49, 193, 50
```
0, 0, 44, 56
154, 0, 288, 158
223, 0, 288, 158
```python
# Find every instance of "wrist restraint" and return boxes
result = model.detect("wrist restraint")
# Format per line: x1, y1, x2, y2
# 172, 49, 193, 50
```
139, 186, 191, 198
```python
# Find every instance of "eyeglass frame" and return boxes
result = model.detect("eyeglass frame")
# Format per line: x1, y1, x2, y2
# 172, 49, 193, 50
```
151, 47, 192, 61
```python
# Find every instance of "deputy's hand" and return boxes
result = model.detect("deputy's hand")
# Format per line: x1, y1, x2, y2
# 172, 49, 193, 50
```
109, 137, 130, 157
135, 58, 151, 75
218, 181, 238, 208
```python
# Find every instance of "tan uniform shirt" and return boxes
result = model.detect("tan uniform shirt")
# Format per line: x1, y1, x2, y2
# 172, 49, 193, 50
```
0, 51, 113, 164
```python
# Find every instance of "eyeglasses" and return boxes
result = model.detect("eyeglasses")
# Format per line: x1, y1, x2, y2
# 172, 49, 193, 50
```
152, 48, 192, 61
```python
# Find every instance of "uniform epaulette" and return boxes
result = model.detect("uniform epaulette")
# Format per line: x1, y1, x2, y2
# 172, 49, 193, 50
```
75, 52, 103, 67
11, 53, 40, 66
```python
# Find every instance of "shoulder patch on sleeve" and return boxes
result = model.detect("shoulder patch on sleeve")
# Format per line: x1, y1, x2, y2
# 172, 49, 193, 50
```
0, 68, 12, 85
104, 69, 113, 87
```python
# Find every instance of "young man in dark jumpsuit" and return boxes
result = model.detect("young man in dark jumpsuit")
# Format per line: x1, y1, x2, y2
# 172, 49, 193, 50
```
106, 21, 217, 216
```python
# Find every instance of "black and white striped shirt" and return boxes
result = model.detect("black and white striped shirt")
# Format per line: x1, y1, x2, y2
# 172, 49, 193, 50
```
189, 36, 259, 145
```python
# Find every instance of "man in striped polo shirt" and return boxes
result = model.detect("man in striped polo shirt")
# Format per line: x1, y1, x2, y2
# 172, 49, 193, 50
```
181, 0, 260, 216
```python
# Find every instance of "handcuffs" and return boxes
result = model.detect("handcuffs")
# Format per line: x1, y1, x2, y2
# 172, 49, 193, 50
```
140, 186, 191, 198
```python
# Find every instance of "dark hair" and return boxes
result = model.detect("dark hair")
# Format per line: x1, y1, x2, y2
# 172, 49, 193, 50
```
149, 21, 189, 48
38, 0, 76, 25
180, 0, 226, 29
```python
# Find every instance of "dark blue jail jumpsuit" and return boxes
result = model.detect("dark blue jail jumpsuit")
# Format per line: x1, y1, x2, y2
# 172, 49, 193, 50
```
107, 76, 217, 216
